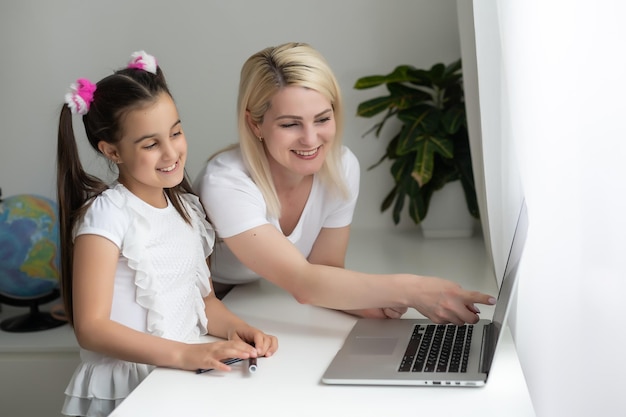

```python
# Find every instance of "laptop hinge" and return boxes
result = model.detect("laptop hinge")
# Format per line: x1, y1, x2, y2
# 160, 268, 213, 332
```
479, 323, 496, 374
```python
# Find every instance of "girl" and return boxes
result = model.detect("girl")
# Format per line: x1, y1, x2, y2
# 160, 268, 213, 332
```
195, 42, 496, 323
57, 51, 278, 417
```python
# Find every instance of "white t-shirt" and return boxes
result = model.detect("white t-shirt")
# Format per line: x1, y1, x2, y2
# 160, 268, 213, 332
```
75, 184, 214, 339
194, 146, 360, 285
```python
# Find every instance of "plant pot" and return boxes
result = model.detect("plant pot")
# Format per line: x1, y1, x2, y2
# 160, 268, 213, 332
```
419, 180, 477, 238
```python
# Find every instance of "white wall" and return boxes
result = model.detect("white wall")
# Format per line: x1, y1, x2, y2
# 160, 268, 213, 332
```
457, 1, 524, 285
0, 0, 463, 231
469, 1, 626, 416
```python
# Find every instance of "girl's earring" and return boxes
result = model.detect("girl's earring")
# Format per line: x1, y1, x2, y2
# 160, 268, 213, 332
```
258, 136, 263, 143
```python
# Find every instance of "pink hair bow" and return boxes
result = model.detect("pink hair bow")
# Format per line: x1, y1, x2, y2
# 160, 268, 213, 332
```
127, 50, 157, 74
64, 78, 97, 115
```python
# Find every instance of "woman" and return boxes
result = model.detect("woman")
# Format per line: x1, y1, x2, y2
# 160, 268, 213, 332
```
195, 42, 495, 324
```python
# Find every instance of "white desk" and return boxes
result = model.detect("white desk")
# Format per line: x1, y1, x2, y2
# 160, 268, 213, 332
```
110, 230, 535, 417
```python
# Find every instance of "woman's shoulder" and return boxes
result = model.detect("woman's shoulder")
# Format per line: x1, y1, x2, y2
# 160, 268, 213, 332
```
207, 146, 245, 172
195, 146, 243, 185
199, 146, 257, 191
339, 146, 360, 180
340, 145, 359, 164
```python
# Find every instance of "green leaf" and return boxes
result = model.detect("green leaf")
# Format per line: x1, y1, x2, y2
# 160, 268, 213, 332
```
390, 153, 414, 183
391, 191, 404, 224
406, 177, 426, 223
354, 75, 390, 89
427, 63, 446, 85
441, 105, 466, 135
411, 137, 454, 185
357, 96, 397, 118
460, 177, 480, 218
397, 106, 440, 138
406, 68, 432, 86
383, 132, 402, 159
442, 59, 462, 78
381, 185, 398, 212
373, 110, 400, 137
354, 65, 419, 89
356, 84, 431, 120
387, 83, 432, 109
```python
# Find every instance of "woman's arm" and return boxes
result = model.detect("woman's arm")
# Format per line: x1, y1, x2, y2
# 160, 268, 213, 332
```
307, 225, 350, 268
223, 224, 494, 325
308, 226, 407, 319
71, 234, 265, 372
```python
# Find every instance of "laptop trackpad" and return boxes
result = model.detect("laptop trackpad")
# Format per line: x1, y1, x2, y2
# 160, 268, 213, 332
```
351, 337, 397, 355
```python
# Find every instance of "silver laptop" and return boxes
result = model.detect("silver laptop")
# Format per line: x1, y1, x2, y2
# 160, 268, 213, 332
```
322, 200, 528, 387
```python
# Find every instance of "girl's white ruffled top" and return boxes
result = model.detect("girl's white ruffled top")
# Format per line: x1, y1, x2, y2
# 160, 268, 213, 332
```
62, 184, 215, 417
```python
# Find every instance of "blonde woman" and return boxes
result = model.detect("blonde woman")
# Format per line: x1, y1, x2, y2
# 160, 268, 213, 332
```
195, 42, 495, 323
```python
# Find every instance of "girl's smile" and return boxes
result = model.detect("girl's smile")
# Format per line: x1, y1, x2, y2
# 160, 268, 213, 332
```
157, 160, 180, 173
99, 92, 187, 208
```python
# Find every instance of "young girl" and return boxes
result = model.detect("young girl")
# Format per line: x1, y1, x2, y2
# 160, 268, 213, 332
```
57, 51, 278, 417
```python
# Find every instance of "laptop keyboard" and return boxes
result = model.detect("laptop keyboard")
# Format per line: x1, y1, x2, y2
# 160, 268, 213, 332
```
398, 324, 473, 373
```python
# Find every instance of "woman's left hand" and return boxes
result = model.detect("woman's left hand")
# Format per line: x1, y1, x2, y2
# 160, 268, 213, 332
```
344, 307, 408, 319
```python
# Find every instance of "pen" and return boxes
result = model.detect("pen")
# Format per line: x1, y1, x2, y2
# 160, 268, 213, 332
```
196, 357, 243, 374
247, 341, 257, 372
248, 356, 258, 373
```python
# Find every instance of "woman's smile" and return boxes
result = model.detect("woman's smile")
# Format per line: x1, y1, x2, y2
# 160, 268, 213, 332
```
292, 145, 322, 159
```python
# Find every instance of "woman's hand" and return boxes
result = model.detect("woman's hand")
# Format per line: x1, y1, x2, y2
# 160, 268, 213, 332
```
409, 275, 496, 325
343, 307, 408, 319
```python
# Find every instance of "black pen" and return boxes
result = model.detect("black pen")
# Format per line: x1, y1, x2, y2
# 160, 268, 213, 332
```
247, 341, 258, 373
196, 357, 243, 374
248, 356, 258, 373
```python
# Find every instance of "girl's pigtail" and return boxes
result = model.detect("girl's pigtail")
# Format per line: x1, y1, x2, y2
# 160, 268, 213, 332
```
57, 104, 79, 325
56, 104, 107, 326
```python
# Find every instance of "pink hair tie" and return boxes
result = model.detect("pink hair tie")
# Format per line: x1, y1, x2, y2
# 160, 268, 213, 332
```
127, 50, 157, 74
64, 78, 97, 115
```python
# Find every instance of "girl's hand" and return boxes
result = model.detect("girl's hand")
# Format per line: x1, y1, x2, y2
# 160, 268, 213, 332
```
178, 339, 259, 372
227, 325, 279, 359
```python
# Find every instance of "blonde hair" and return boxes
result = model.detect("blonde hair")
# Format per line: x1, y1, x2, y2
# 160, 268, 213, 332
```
237, 42, 348, 218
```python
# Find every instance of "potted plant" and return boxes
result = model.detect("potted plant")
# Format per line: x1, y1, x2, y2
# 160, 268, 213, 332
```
354, 58, 479, 226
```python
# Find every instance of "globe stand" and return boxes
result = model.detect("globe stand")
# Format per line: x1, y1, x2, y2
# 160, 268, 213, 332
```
0, 288, 67, 332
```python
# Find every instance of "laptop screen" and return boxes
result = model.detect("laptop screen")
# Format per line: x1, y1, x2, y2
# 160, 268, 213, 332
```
484, 200, 528, 371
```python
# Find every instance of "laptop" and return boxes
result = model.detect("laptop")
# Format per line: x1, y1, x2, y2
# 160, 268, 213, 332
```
322, 200, 528, 387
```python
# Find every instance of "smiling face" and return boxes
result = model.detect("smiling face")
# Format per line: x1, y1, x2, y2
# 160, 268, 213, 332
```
250, 86, 336, 182
99, 93, 187, 207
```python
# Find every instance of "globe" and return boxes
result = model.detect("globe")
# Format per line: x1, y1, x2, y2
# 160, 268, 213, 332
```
0, 193, 66, 332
